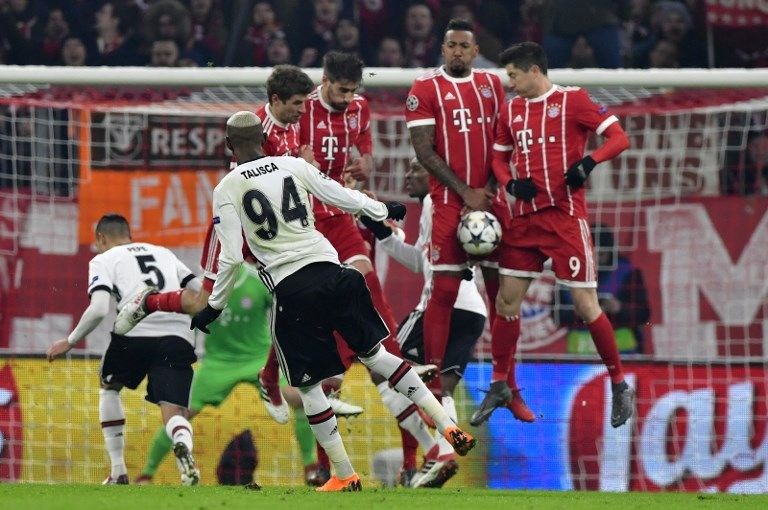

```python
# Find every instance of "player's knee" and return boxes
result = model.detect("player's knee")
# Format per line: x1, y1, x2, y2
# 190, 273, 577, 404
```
358, 343, 382, 364
495, 292, 520, 317
349, 257, 373, 275
572, 292, 602, 322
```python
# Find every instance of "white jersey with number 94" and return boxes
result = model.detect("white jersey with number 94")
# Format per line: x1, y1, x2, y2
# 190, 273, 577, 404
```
209, 155, 388, 307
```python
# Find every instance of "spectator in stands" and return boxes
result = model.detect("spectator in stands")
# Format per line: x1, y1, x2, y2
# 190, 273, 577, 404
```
510, 0, 543, 46
238, 0, 284, 66
145, 0, 191, 53
402, 2, 440, 68
541, 0, 630, 68
647, 38, 679, 68
375, 36, 404, 67
554, 224, 650, 354
721, 128, 768, 196
35, 7, 72, 65
623, 0, 653, 67
333, 18, 361, 57
264, 32, 292, 66
150, 38, 180, 67
568, 36, 596, 68
60, 34, 88, 66
354, 0, 405, 62
0, 0, 38, 64
90, 1, 145, 66
634, 1, 706, 68
188, 0, 226, 65
655, 1, 706, 68
290, 0, 340, 67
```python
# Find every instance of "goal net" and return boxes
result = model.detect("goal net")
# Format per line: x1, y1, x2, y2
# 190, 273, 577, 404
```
0, 67, 767, 492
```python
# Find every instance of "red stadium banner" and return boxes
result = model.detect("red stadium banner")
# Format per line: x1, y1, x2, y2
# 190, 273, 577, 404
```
706, 0, 768, 27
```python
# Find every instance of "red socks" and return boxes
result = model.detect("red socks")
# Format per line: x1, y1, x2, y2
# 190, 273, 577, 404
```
423, 275, 461, 369
260, 347, 280, 386
145, 289, 184, 313
588, 312, 625, 384
399, 425, 418, 470
316, 443, 330, 471
490, 315, 520, 384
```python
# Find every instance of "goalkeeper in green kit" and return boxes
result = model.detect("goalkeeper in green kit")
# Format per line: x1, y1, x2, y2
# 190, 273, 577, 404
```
132, 264, 318, 484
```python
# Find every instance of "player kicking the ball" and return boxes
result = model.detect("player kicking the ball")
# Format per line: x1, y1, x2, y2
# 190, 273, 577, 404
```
190, 111, 477, 492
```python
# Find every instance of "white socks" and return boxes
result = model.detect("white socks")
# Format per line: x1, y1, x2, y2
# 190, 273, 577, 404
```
377, 382, 436, 452
299, 384, 355, 479
435, 395, 458, 456
99, 388, 126, 478
165, 415, 194, 452
360, 348, 453, 432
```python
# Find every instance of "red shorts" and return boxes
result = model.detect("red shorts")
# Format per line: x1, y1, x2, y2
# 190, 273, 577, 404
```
315, 214, 370, 264
499, 207, 596, 287
430, 196, 512, 270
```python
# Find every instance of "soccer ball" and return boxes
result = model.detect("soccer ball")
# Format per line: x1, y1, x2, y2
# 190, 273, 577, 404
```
457, 210, 502, 256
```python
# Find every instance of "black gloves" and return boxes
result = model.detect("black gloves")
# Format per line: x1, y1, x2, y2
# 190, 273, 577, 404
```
359, 215, 393, 240
565, 156, 597, 189
506, 178, 538, 201
190, 304, 222, 334
385, 201, 407, 221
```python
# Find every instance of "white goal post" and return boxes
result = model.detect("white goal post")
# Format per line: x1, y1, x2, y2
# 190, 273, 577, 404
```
2, 65, 768, 88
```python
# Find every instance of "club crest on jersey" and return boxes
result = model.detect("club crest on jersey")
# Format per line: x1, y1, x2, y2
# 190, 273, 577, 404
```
479, 85, 493, 98
213, 216, 220, 224
346, 113, 358, 129
430, 246, 441, 263
406, 95, 419, 111
547, 103, 561, 118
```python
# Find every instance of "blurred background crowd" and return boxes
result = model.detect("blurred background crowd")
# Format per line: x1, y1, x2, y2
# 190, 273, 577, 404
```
1, 0, 766, 69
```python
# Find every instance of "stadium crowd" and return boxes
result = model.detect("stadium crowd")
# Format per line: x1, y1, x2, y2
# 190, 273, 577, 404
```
1, 0, 766, 69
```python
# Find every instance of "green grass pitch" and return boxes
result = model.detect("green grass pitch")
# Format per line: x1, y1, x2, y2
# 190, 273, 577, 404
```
2, 485, 767, 510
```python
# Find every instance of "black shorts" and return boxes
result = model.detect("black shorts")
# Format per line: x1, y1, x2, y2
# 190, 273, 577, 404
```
397, 308, 485, 377
101, 332, 197, 407
272, 262, 389, 387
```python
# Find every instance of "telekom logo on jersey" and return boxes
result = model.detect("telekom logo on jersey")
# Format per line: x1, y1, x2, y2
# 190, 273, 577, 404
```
321, 136, 340, 161
451, 108, 494, 134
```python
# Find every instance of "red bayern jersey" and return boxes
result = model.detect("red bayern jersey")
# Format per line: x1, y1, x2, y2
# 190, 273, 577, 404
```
404, 67, 505, 206
255, 103, 302, 156
300, 85, 372, 220
494, 85, 617, 219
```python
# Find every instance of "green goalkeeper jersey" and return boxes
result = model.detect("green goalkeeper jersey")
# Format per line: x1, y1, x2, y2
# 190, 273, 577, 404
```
203, 265, 272, 361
